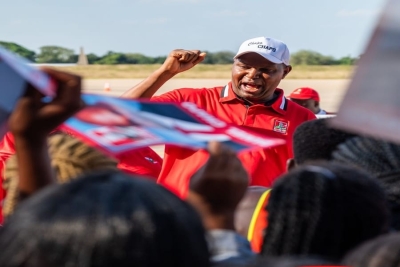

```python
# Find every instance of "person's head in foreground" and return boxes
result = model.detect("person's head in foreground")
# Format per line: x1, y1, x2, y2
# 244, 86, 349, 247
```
232, 36, 292, 103
247, 256, 337, 267
332, 136, 400, 231
342, 233, 400, 267
235, 186, 271, 253
291, 118, 356, 167
289, 87, 322, 114
0, 171, 210, 267
261, 161, 389, 262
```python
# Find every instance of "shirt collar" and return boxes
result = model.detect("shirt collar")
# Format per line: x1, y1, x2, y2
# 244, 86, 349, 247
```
219, 82, 288, 115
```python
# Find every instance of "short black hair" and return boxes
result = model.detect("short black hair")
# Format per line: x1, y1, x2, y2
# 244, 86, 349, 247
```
343, 233, 400, 267
249, 256, 336, 267
261, 161, 389, 261
293, 118, 356, 165
0, 171, 210, 267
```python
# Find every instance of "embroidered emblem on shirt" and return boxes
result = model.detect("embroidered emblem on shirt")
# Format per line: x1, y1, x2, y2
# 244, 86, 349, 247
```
273, 120, 288, 134
145, 157, 158, 164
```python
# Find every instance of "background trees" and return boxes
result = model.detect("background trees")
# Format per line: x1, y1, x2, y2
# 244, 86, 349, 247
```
0, 41, 36, 61
0, 41, 358, 65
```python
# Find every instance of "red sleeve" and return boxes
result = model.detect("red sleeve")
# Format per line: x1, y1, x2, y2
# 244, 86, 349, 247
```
308, 110, 317, 120
116, 147, 163, 181
0, 132, 16, 224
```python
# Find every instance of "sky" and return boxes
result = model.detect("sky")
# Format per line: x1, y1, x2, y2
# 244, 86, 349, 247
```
1, 0, 387, 58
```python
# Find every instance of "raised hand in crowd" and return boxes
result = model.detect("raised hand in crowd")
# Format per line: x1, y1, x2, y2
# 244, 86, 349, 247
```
8, 68, 82, 200
162, 49, 207, 76
122, 49, 206, 98
187, 141, 249, 230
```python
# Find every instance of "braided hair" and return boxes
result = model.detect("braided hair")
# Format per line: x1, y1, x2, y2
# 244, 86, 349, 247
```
332, 136, 400, 230
293, 118, 356, 165
3, 132, 118, 217
261, 161, 389, 261
343, 233, 400, 267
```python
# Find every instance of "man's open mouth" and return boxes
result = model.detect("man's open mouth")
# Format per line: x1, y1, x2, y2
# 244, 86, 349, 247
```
241, 82, 261, 93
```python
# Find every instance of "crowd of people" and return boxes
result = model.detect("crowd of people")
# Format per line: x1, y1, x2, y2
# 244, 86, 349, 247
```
0, 35, 395, 267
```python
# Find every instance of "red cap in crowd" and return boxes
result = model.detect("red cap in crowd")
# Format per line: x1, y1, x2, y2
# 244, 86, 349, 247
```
289, 87, 320, 102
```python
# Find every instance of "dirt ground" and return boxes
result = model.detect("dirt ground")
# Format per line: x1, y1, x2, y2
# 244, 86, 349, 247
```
84, 78, 350, 156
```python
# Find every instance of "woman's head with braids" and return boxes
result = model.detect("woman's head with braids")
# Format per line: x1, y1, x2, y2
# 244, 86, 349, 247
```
3, 132, 118, 217
292, 118, 356, 165
0, 171, 209, 267
343, 233, 400, 267
261, 161, 389, 262
332, 136, 400, 230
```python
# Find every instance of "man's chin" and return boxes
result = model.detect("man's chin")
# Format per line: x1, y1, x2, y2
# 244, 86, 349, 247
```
239, 90, 260, 100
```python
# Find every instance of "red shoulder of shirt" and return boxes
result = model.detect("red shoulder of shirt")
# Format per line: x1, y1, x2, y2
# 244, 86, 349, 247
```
151, 86, 223, 103
285, 99, 317, 120
116, 147, 162, 180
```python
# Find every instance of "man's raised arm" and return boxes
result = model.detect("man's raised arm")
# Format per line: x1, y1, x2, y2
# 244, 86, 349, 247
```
121, 49, 206, 99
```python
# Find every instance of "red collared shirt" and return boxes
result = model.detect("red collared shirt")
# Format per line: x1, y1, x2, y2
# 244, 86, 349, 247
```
151, 82, 316, 198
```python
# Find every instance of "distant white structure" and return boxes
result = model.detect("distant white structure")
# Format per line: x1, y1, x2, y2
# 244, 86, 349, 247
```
77, 47, 88, 65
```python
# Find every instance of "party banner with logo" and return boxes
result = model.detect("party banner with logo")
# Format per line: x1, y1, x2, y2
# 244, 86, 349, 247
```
62, 94, 286, 155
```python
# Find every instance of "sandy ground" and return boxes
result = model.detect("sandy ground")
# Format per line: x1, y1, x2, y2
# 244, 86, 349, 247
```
84, 78, 350, 111
84, 78, 351, 156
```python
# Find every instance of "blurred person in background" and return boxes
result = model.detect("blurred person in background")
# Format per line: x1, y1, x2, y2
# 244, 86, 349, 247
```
289, 87, 331, 115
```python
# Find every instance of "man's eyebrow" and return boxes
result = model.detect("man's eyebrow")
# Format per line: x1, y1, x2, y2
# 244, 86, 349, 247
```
236, 59, 247, 64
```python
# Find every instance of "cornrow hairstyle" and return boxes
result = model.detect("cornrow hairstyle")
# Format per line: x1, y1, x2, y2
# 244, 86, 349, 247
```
293, 118, 356, 165
3, 132, 118, 217
332, 136, 400, 230
343, 233, 400, 267
261, 161, 389, 262
0, 171, 210, 267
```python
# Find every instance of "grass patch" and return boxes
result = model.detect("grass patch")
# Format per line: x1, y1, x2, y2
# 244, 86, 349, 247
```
53, 64, 354, 79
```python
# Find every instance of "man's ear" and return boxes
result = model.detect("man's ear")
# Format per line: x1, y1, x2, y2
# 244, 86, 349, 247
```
286, 158, 296, 171
282, 65, 292, 79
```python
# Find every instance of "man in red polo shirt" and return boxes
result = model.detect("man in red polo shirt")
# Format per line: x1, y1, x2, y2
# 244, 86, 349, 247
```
123, 36, 316, 198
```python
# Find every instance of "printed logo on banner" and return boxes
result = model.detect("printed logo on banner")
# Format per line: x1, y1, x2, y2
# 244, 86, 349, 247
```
62, 94, 287, 155
273, 120, 288, 134
86, 126, 158, 147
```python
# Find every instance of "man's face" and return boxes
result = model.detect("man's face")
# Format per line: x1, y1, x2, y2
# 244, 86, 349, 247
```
231, 53, 291, 103
290, 99, 320, 114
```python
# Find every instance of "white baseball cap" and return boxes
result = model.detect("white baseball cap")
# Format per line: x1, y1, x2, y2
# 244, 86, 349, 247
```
234, 36, 290, 65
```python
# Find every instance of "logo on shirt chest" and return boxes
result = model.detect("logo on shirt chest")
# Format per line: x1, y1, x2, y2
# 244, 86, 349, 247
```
273, 120, 288, 134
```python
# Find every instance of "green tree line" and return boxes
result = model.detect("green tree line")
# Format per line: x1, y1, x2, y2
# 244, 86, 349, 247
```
0, 41, 358, 65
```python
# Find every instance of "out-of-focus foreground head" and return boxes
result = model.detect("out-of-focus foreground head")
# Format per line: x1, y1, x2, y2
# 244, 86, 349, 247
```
0, 171, 210, 267
261, 161, 389, 261
293, 118, 356, 165
343, 233, 400, 267
333, 136, 400, 231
